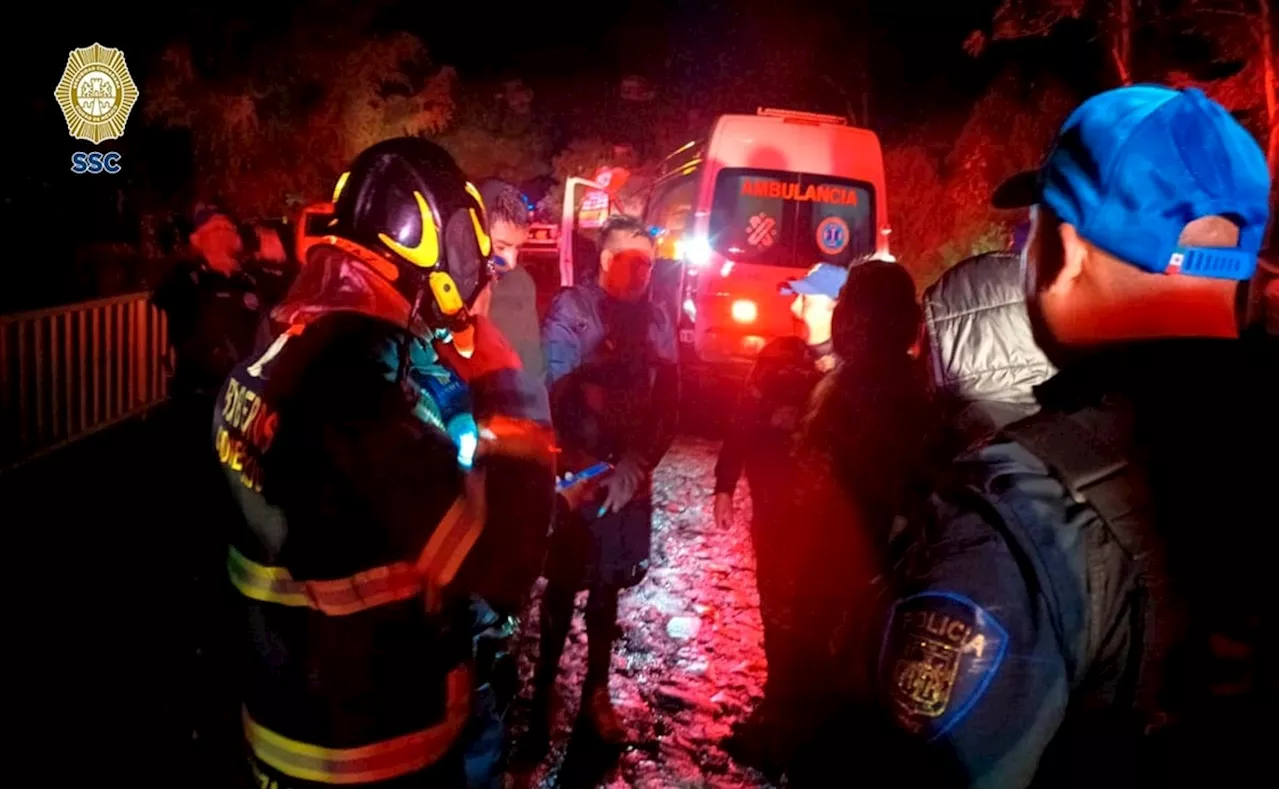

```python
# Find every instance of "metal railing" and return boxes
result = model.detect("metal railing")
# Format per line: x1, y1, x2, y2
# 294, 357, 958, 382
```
1, 292, 168, 471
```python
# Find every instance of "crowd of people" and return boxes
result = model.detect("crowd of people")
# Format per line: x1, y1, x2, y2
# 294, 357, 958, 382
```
154, 84, 1276, 788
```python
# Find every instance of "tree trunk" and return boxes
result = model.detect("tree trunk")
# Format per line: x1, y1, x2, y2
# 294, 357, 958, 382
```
1260, 0, 1278, 171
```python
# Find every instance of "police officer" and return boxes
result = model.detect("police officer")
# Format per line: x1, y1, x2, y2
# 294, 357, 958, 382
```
153, 205, 264, 408
212, 138, 554, 788
870, 86, 1273, 787
151, 204, 268, 770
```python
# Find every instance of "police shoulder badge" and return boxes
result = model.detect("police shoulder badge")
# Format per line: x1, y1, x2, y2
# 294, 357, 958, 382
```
54, 43, 140, 144
879, 591, 1008, 742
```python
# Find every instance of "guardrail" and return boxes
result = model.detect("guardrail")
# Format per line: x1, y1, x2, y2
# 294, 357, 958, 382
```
1, 292, 168, 471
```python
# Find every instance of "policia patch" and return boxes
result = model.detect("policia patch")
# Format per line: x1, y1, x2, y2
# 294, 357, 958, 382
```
879, 592, 1008, 741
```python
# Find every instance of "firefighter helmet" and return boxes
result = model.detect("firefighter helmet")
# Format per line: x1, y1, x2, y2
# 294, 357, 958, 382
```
328, 137, 493, 332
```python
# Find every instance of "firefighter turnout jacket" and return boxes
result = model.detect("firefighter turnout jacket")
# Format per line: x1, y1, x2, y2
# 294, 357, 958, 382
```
213, 308, 549, 788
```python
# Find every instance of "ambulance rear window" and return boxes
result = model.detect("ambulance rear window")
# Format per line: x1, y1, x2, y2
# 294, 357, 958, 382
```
709, 168, 875, 268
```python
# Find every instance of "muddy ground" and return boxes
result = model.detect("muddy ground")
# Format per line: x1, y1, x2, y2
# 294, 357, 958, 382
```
505, 437, 776, 789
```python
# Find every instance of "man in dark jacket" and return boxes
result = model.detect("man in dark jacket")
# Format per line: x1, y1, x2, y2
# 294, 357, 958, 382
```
475, 179, 546, 384
713, 262, 844, 774
531, 214, 679, 746
870, 86, 1273, 787
213, 139, 554, 788
152, 206, 264, 403
151, 206, 268, 759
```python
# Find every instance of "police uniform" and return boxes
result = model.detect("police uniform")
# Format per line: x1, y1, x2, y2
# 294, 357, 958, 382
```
152, 259, 264, 401
213, 138, 554, 789
872, 87, 1273, 788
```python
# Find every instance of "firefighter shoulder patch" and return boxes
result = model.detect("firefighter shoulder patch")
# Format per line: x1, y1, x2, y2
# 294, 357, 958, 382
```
878, 591, 1008, 742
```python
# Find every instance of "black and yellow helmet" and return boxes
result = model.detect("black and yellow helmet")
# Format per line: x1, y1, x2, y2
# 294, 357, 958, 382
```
328, 137, 493, 331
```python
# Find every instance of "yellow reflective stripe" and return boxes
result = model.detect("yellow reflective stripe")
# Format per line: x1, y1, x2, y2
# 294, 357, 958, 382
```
415, 496, 484, 588
227, 547, 423, 616
245, 667, 471, 785
227, 547, 311, 607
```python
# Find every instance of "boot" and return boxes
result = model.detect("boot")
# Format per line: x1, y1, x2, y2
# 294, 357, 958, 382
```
722, 703, 789, 780
582, 685, 626, 745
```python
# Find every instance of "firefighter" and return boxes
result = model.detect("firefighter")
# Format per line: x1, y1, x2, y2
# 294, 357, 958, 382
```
212, 138, 555, 788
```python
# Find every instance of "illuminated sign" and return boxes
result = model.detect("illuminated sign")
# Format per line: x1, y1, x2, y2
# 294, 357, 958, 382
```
524, 224, 560, 246
578, 190, 610, 229
740, 179, 859, 205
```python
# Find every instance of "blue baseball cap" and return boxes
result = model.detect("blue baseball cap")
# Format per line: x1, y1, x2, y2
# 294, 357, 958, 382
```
992, 85, 1272, 281
781, 262, 848, 298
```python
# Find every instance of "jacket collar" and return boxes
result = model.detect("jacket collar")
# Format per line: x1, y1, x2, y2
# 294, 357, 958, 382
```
271, 244, 427, 335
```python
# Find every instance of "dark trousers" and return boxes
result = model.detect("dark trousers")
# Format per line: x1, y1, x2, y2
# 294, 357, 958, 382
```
536, 580, 620, 697
535, 495, 650, 699
462, 684, 506, 789
748, 505, 846, 763
751, 512, 798, 715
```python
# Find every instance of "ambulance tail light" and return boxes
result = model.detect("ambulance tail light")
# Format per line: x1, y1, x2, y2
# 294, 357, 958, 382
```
731, 299, 758, 324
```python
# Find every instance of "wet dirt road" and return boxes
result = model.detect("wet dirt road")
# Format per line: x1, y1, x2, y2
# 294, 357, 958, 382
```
508, 437, 777, 789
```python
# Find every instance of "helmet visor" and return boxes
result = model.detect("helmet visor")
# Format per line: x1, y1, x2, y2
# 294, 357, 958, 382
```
444, 207, 490, 306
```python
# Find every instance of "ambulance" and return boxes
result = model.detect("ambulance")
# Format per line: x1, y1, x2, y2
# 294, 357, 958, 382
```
645, 108, 890, 366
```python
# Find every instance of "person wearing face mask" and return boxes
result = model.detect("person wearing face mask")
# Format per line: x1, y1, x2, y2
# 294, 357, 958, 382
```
472, 179, 546, 385
863, 85, 1274, 788
528, 214, 679, 749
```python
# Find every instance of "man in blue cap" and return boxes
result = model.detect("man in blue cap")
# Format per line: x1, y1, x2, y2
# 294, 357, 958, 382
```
715, 261, 847, 776
865, 85, 1273, 787
782, 262, 847, 370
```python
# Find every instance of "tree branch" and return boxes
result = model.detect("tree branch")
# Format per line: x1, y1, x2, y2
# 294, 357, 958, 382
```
1110, 43, 1133, 85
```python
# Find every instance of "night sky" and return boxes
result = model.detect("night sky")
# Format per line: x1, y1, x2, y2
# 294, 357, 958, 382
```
13, 0, 1111, 309
28, 0, 1047, 134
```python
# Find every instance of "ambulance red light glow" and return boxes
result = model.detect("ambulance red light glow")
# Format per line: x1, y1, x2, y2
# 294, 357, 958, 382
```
731, 299, 758, 324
